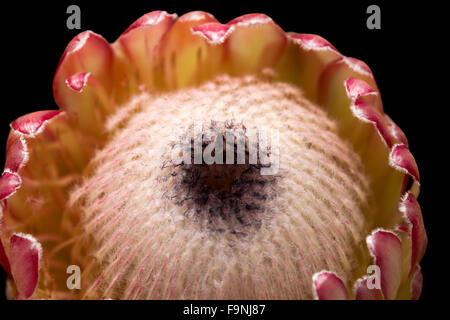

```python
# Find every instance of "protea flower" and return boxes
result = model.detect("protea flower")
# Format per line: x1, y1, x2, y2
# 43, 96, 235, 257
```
0, 10, 425, 300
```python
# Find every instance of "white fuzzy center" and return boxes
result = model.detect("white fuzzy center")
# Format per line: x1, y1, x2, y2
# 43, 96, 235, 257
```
70, 74, 374, 299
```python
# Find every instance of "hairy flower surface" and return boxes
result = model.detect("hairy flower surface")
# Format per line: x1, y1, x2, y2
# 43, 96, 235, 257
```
0, 11, 425, 300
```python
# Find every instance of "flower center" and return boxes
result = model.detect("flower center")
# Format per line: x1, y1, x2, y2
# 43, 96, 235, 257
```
69, 73, 375, 299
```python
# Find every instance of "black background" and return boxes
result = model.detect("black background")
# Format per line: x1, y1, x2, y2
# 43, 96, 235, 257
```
0, 0, 441, 309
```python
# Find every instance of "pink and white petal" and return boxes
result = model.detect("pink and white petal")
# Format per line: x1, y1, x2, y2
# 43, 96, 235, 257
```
4, 134, 28, 173
54, 31, 113, 90
367, 230, 403, 299
320, 56, 378, 93
312, 270, 348, 300
9, 110, 89, 179
385, 115, 408, 146
121, 10, 177, 37
9, 233, 42, 299
354, 277, 383, 300
190, 22, 235, 81
161, 20, 230, 89
192, 22, 233, 44
394, 227, 413, 286
10, 110, 62, 137
319, 60, 382, 143
0, 204, 11, 278
351, 97, 395, 148
0, 238, 12, 279
61, 71, 115, 137
226, 14, 287, 76
276, 33, 342, 102
399, 193, 427, 272
320, 74, 389, 196
65, 71, 91, 92
347, 106, 404, 226
65, 72, 112, 116
410, 264, 423, 300
389, 144, 420, 185
0, 171, 22, 201
53, 31, 114, 135
117, 11, 176, 88
345, 77, 377, 100
159, 11, 218, 89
